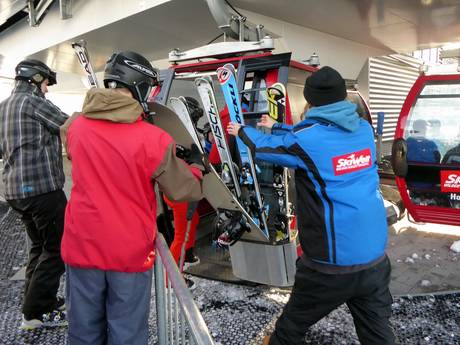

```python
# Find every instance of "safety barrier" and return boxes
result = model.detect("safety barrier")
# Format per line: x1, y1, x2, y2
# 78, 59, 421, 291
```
154, 233, 215, 345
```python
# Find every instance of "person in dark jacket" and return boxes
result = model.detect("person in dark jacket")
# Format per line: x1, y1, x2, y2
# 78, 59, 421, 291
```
0, 59, 69, 330
228, 66, 395, 345
406, 119, 440, 163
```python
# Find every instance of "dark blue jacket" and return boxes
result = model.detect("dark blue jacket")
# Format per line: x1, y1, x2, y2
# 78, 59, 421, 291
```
239, 100, 387, 267
406, 136, 440, 163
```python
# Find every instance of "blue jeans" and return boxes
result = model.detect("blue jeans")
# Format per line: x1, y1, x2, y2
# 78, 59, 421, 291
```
66, 265, 153, 345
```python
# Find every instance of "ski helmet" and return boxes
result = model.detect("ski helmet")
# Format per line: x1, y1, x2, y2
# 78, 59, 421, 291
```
184, 97, 203, 124
202, 122, 212, 139
103, 51, 158, 111
15, 59, 57, 86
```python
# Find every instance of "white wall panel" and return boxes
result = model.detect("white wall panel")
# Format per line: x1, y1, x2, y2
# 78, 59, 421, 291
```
364, 55, 422, 154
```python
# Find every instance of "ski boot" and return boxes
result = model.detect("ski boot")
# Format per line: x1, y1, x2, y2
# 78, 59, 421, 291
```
215, 212, 250, 247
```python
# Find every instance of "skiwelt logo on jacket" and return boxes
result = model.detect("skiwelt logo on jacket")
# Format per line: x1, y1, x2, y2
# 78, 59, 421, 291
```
440, 171, 460, 192
332, 148, 372, 176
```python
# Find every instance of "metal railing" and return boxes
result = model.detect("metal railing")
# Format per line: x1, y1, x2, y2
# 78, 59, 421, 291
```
154, 232, 215, 345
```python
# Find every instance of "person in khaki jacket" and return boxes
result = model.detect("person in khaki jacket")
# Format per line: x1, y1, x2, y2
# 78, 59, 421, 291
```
60, 51, 202, 345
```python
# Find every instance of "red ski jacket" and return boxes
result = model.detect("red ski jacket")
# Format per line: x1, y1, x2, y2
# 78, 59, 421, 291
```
61, 89, 202, 272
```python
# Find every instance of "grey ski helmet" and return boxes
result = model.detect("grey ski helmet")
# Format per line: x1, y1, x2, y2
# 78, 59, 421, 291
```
15, 59, 57, 86
184, 97, 204, 124
103, 51, 158, 111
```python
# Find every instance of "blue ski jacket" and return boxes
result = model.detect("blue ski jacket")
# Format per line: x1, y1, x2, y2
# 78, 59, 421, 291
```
239, 100, 388, 270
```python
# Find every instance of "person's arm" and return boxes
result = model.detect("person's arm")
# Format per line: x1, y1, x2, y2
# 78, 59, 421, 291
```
60, 112, 81, 160
228, 123, 302, 168
32, 98, 68, 134
152, 142, 203, 202
271, 122, 294, 135
257, 115, 292, 136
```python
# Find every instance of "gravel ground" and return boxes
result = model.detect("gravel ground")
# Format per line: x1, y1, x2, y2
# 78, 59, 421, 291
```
0, 203, 459, 345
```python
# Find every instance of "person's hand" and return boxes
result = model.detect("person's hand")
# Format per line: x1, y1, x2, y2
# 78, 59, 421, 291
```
60, 112, 81, 161
257, 115, 276, 129
208, 134, 215, 144
227, 122, 242, 136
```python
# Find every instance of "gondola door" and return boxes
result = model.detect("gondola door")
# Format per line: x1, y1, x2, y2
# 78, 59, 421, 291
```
392, 74, 460, 226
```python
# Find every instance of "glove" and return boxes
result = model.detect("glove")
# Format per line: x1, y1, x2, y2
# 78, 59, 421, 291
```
175, 144, 190, 160
187, 144, 203, 166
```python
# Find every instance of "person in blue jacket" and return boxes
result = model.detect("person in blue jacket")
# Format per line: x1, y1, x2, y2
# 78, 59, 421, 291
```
406, 119, 440, 163
228, 66, 395, 345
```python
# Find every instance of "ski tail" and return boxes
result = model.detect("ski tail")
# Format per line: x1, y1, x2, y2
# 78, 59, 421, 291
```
267, 82, 286, 122
195, 77, 242, 198
217, 64, 269, 236
216, 65, 248, 157
169, 97, 204, 154
71, 40, 99, 88
266, 81, 291, 242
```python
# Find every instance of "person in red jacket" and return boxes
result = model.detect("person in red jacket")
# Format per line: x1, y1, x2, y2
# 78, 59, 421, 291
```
60, 51, 202, 345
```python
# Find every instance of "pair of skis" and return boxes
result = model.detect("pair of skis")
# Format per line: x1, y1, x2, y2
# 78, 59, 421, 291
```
169, 90, 251, 246
267, 83, 286, 122
214, 64, 269, 236
169, 66, 288, 244
71, 40, 99, 89
266, 82, 290, 241
195, 66, 288, 242
169, 96, 204, 155
194, 78, 242, 198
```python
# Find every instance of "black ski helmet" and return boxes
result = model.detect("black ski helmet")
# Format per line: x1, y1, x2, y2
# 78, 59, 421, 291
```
202, 122, 212, 140
103, 51, 158, 111
184, 97, 203, 124
15, 59, 57, 86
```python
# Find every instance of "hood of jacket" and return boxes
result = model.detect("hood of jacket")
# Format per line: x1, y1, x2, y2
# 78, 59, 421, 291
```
306, 100, 360, 132
82, 88, 143, 123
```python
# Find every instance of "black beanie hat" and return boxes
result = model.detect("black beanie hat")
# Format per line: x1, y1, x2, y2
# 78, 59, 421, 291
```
303, 66, 347, 106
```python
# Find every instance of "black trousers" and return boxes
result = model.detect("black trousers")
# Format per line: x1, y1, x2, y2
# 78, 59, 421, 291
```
8, 190, 67, 319
270, 256, 396, 345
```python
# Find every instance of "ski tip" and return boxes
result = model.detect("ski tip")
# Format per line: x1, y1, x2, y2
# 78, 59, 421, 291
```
169, 97, 185, 107
268, 82, 286, 93
222, 63, 236, 72
195, 76, 212, 86
71, 39, 87, 48
217, 66, 232, 84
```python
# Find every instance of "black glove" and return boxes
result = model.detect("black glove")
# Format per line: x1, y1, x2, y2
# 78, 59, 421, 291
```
176, 144, 209, 174
187, 144, 203, 166
175, 144, 190, 160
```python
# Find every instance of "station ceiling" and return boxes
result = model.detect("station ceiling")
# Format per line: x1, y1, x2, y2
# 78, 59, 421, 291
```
232, 0, 460, 52
2, 0, 460, 76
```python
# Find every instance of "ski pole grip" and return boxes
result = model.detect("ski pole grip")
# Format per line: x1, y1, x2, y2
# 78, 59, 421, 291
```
377, 112, 385, 135
186, 201, 199, 221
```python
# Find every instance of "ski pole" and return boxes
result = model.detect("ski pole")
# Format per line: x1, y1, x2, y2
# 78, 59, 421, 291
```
178, 201, 199, 273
